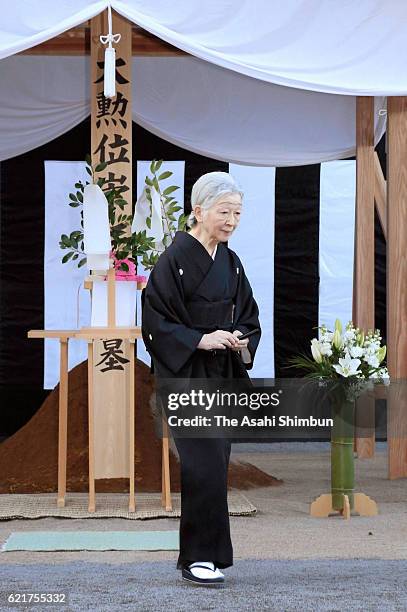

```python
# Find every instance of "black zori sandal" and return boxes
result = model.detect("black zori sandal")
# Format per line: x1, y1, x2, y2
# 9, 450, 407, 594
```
182, 563, 225, 586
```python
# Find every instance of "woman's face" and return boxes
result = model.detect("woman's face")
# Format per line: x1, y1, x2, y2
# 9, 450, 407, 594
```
196, 193, 242, 242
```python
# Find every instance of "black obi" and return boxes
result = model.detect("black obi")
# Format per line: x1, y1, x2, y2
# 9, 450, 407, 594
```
185, 298, 234, 334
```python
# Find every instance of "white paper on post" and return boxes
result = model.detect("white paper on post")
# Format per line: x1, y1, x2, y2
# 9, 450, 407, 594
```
132, 185, 165, 251
131, 186, 148, 233
83, 183, 111, 271
150, 186, 164, 243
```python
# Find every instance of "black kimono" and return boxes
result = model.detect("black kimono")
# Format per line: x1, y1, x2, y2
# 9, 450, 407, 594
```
142, 231, 261, 570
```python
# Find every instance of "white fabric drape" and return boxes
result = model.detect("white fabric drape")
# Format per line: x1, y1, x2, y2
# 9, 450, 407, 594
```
134, 57, 386, 166
1, 0, 407, 95
44, 161, 90, 389
229, 164, 276, 378
0, 56, 90, 162
318, 160, 356, 333
0, 0, 106, 60
0, 56, 386, 165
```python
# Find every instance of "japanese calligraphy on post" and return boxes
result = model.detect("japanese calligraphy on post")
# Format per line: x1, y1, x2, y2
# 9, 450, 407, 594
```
91, 12, 132, 223
90, 12, 133, 479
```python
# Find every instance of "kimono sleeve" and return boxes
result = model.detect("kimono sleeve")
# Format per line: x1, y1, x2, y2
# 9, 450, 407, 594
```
233, 256, 261, 370
142, 253, 203, 375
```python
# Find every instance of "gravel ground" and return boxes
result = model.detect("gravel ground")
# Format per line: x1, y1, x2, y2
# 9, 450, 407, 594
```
1, 559, 407, 611
1, 443, 406, 611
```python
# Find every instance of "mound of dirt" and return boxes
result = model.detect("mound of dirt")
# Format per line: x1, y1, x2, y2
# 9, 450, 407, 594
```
0, 360, 281, 493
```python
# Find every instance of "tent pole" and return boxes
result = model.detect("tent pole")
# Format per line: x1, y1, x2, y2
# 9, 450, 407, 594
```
354, 97, 375, 459
387, 97, 407, 479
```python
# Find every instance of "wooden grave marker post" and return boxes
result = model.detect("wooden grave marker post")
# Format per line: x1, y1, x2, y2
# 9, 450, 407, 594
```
90, 10, 133, 482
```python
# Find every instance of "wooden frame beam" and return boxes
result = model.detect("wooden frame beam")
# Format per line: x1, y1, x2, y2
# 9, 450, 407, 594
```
354, 97, 375, 459
386, 97, 407, 480
354, 97, 375, 330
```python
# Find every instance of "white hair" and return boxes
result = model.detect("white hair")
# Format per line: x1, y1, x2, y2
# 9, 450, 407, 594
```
187, 172, 243, 228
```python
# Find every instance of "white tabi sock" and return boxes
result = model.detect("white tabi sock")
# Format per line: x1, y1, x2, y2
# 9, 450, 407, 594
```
188, 561, 224, 579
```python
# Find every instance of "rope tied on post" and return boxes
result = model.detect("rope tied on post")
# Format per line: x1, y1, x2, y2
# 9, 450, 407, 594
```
99, 5, 121, 98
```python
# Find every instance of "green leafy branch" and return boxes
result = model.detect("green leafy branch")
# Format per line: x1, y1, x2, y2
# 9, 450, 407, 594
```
59, 156, 187, 272
140, 159, 188, 270
285, 354, 334, 379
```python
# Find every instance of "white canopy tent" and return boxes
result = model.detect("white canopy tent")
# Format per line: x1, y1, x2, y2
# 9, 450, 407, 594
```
0, 55, 386, 164
1, 1, 406, 479
1, 0, 407, 95
0, 1, 402, 164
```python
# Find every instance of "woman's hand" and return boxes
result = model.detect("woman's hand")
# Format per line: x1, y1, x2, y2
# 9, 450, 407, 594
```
197, 330, 240, 351
230, 329, 249, 352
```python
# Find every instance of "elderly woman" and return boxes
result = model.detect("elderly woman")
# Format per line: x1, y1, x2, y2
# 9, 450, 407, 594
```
142, 172, 261, 585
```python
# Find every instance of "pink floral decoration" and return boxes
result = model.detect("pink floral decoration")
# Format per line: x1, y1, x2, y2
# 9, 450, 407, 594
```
105, 251, 148, 283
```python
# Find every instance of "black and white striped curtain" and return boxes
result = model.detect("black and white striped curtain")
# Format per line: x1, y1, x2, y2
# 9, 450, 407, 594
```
0, 119, 386, 435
